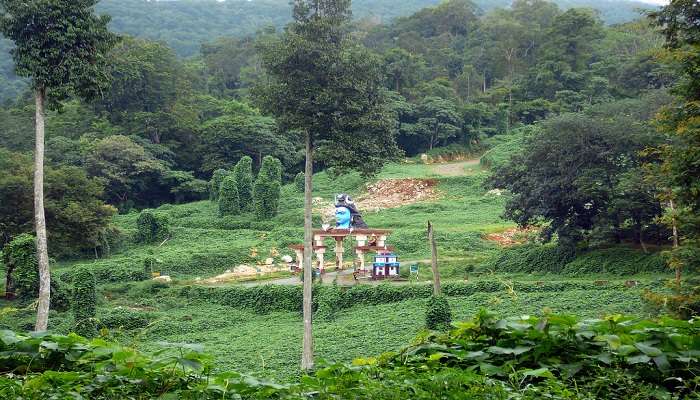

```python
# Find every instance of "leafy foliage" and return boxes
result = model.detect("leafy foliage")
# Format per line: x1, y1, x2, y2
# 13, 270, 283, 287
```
0, 0, 118, 106
0, 310, 697, 398
218, 175, 241, 217
425, 295, 452, 330
489, 95, 668, 245
487, 244, 669, 276
208, 168, 230, 202
2, 234, 37, 300
253, 156, 281, 219
98, 307, 151, 331
233, 156, 254, 211
71, 267, 96, 337
135, 209, 171, 244
0, 149, 117, 257
294, 172, 305, 193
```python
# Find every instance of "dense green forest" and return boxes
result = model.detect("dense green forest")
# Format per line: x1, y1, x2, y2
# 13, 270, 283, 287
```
0, 0, 661, 103
1, 0, 699, 398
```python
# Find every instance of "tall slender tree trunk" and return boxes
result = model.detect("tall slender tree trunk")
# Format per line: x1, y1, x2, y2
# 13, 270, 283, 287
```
301, 132, 314, 371
34, 87, 51, 332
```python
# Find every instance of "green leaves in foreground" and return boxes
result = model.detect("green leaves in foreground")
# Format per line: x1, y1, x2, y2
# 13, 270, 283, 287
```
0, 311, 698, 399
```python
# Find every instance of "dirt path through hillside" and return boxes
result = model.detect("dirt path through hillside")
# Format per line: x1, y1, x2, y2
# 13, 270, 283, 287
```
431, 159, 481, 176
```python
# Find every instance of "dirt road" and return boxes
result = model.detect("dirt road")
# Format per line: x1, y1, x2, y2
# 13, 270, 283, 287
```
430, 159, 481, 176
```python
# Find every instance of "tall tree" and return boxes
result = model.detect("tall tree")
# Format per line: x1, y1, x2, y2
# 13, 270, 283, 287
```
650, 0, 700, 280
254, 0, 399, 370
0, 0, 118, 331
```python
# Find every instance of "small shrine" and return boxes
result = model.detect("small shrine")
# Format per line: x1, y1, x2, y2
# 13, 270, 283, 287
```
289, 193, 399, 279
372, 251, 400, 280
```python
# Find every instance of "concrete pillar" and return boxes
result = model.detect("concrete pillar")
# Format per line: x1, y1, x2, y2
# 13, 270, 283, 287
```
355, 235, 367, 247
335, 238, 344, 270
355, 249, 366, 272
316, 248, 326, 273
377, 235, 387, 248
295, 249, 303, 270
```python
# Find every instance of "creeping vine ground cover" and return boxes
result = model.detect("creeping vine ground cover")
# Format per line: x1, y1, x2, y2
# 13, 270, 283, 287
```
0, 311, 698, 399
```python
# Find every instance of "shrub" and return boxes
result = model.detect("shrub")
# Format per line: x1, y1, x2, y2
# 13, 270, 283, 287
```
136, 209, 171, 243
2, 233, 38, 299
50, 278, 71, 312
294, 172, 305, 192
208, 168, 230, 201
315, 285, 343, 321
253, 156, 282, 219
60, 265, 149, 285
233, 156, 254, 211
72, 268, 97, 337
98, 308, 152, 330
425, 295, 452, 330
218, 175, 240, 217
486, 243, 575, 274
561, 248, 667, 275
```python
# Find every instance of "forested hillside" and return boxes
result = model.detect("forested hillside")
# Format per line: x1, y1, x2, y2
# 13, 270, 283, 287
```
1, 0, 699, 398
0, 0, 660, 103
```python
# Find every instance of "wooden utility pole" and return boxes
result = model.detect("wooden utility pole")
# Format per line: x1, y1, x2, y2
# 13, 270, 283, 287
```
427, 221, 441, 295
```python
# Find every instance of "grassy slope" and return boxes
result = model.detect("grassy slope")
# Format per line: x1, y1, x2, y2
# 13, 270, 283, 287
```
1, 148, 677, 382
52, 160, 510, 281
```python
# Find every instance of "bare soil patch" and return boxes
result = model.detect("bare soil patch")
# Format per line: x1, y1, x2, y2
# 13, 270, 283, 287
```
485, 227, 538, 246
358, 178, 439, 212
315, 178, 439, 221
431, 159, 481, 176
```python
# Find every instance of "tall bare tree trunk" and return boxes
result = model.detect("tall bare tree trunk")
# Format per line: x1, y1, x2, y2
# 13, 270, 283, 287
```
34, 87, 51, 332
428, 221, 441, 295
301, 132, 314, 371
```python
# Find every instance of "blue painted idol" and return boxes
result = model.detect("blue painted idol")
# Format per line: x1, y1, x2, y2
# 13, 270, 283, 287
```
335, 206, 351, 229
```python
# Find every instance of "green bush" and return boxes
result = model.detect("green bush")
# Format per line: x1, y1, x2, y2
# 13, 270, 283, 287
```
98, 308, 152, 331
480, 128, 529, 169
486, 243, 575, 274
315, 285, 343, 321
2, 233, 38, 299
72, 267, 97, 337
253, 156, 282, 219
294, 172, 305, 192
208, 168, 230, 201
136, 209, 171, 243
60, 265, 149, 285
49, 278, 71, 312
218, 175, 240, 217
178, 281, 623, 316
561, 248, 667, 275
488, 244, 667, 276
233, 156, 254, 211
425, 295, 452, 330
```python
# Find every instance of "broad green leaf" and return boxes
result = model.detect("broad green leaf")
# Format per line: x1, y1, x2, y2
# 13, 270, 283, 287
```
635, 343, 663, 357
522, 367, 554, 379
627, 354, 651, 364
488, 346, 532, 355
